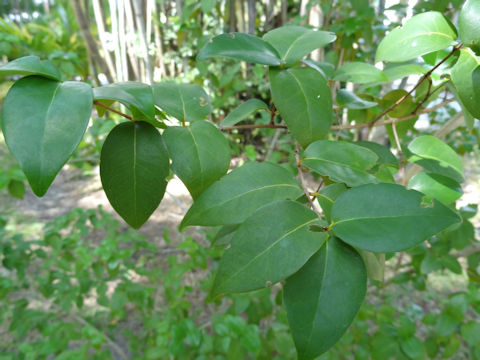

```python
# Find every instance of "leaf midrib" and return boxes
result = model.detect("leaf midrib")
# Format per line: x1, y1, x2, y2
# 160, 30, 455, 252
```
217, 216, 319, 292
40, 82, 61, 182
332, 213, 458, 226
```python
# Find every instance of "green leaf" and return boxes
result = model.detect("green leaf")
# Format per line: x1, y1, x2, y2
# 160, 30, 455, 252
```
0, 56, 61, 81
331, 183, 461, 252
459, 0, 480, 53
447, 82, 475, 130
461, 321, 480, 347
334, 62, 388, 84
180, 162, 303, 230
358, 250, 385, 282
197, 33, 281, 65
408, 172, 462, 205
336, 90, 378, 109
153, 83, 211, 122
303, 140, 379, 187
1, 76, 92, 196
212, 224, 239, 246
355, 141, 398, 165
100, 121, 169, 229
93, 82, 156, 122
380, 89, 416, 118
7, 179, 25, 199
222, 99, 270, 126
269, 67, 332, 148
163, 121, 230, 199
383, 63, 427, 81
376, 11, 457, 62
450, 49, 480, 119
316, 183, 348, 222
401, 337, 426, 360
407, 135, 464, 183
212, 200, 327, 296
284, 237, 367, 359
262, 26, 336, 65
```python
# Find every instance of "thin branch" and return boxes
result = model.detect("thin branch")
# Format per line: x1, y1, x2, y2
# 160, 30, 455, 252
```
220, 124, 287, 131
94, 100, 133, 120
369, 42, 462, 126
391, 122, 406, 185
331, 98, 455, 130
295, 145, 322, 217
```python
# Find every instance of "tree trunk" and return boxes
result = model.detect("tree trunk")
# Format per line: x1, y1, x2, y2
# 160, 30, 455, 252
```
124, 0, 140, 80
228, 0, 237, 32
92, 0, 117, 81
132, 0, 153, 83
281, 0, 287, 25
71, 0, 113, 83
247, 0, 256, 34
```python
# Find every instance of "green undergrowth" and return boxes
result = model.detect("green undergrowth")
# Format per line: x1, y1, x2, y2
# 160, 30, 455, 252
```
0, 207, 478, 359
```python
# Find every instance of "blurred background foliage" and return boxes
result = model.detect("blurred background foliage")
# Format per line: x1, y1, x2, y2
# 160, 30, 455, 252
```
0, 0, 479, 359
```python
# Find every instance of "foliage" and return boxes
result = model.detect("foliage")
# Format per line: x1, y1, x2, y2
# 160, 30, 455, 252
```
1, 1, 480, 359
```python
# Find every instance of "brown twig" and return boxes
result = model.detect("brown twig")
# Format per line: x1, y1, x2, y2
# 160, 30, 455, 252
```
220, 124, 288, 131
295, 145, 322, 217
94, 100, 133, 120
369, 42, 462, 126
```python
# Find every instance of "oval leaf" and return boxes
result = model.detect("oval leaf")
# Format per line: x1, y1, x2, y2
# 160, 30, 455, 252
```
263, 25, 336, 65
450, 48, 480, 119
316, 183, 348, 222
376, 12, 457, 62
408, 172, 463, 205
383, 63, 427, 81
0, 56, 61, 81
269, 67, 332, 148
100, 121, 169, 229
284, 237, 367, 360
336, 90, 378, 109
163, 121, 231, 199
459, 0, 480, 53
212, 200, 327, 296
221, 99, 270, 126
331, 183, 461, 252
197, 32, 281, 65
1, 76, 92, 196
180, 162, 303, 230
153, 83, 211, 122
93, 82, 156, 122
303, 140, 379, 187
355, 141, 398, 165
334, 62, 388, 84
407, 135, 464, 183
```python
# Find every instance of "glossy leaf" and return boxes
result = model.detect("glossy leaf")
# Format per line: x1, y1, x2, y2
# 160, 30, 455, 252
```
316, 183, 347, 222
212, 201, 327, 296
153, 83, 211, 122
336, 90, 377, 109
459, 0, 480, 53
334, 62, 388, 84
100, 121, 169, 229
376, 12, 457, 62
408, 172, 462, 205
269, 67, 332, 148
450, 49, 480, 119
197, 32, 281, 65
222, 99, 270, 126
0, 55, 61, 81
303, 140, 379, 187
383, 63, 427, 81
180, 162, 303, 230
1, 76, 92, 196
284, 237, 367, 360
93, 82, 156, 122
331, 183, 461, 252
163, 121, 230, 199
212, 224, 239, 246
358, 250, 385, 282
355, 141, 398, 165
407, 135, 464, 183
263, 26, 336, 65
